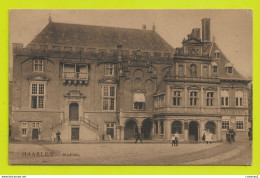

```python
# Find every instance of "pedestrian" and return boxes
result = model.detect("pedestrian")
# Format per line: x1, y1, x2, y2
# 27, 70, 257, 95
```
205, 129, 210, 144
248, 128, 252, 140
135, 131, 142, 144
202, 129, 206, 142
209, 131, 213, 144
171, 134, 175, 147
174, 131, 179, 146
56, 130, 61, 143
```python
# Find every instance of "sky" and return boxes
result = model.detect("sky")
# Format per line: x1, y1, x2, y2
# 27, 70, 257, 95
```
9, 9, 253, 78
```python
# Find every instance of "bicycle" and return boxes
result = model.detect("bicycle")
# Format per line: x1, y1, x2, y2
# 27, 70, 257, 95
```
54, 137, 62, 144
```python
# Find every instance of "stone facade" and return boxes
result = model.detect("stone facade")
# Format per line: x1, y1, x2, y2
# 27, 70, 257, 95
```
10, 18, 251, 142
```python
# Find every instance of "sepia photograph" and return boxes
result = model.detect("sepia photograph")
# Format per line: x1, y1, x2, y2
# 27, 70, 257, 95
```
9, 9, 253, 165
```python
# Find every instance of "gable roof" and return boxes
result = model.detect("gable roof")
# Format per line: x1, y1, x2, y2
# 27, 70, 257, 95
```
210, 42, 245, 80
29, 22, 174, 52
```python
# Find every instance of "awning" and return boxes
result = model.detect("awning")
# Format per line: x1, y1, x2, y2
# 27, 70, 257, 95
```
133, 93, 145, 102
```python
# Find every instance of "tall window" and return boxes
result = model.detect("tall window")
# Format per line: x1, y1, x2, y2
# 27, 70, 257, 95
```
173, 90, 181, 106
222, 121, 229, 130
235, 90, 243, 107
213, 66, 218, 73
160, 120, 164, 135
21, 122, 27, 136
31, 82, 45, 109
221, 89, 229, 107
103, 85, 116, 111
190, 91, 198, 106
206, 92, 214, 106
33, 60, 43, 72
105, 64, 114, 76
190, 64, 197, 77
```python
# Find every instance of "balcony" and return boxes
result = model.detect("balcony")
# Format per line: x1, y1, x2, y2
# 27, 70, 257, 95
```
62, 72, 88, 85
164, 76, 220, 83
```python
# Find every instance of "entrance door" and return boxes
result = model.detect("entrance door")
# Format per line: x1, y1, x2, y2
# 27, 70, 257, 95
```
189, 121, 199, 142
71, 128, 79, 141
69, 103, 79, 121
141, 118, 153, 139
32, 129, 39, 140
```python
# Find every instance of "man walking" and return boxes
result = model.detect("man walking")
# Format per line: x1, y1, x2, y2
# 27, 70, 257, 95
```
172, 131, 179, 146
135, 131, 142, 144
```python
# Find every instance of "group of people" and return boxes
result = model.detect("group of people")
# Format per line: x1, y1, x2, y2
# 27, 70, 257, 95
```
202, 129, 213, 144
226, 127, 236, 144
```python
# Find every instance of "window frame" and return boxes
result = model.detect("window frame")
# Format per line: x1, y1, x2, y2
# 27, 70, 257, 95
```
172, 90, 182, 106
235, 90, 244, 107
222, 120, 230, 130
133, 102, 145, 110
102, 84, 116, 111
33, 59, 44, 72
215, 52, 220, 59
104, 63, 115, 76
227, 67, 233, 74
189, 91, 198, 106
236, 121, 244, 130
206, 91, 214, 107
221, 89, 229, 107
30, 81, 46, 109
21, 122, 27, 136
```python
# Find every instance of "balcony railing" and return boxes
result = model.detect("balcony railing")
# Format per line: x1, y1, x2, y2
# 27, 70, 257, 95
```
62, 72, 88, 80
164, 76, 220, 83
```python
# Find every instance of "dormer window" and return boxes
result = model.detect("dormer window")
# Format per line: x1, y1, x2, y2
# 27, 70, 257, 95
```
105, 64, 114, 76
215, 50, 220, 59
227, 67, 233, 74
225, 62, 234, 74
33, 60, 43, 72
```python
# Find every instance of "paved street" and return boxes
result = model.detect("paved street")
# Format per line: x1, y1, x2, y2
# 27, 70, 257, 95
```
9, 141, 252, 165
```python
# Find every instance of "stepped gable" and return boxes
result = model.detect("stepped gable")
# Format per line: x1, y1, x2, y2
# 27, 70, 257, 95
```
29, 21, 174, 52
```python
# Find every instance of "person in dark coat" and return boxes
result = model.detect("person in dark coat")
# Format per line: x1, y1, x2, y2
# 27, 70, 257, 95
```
56, 130, 61, 142
135, 131, 142, 144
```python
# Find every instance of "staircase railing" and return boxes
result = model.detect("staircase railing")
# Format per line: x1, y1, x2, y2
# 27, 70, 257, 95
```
83, 119, 99, 131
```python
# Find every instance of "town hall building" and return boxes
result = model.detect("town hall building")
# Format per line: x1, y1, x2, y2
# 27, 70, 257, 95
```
10, 17, 251, 142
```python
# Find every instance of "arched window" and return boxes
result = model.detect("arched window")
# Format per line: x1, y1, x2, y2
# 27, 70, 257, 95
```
190, 64, 197, 77
205, 121, 216, 134
69, 103, 79, 121
178, 65, 184, 77
171, 121, 182, 134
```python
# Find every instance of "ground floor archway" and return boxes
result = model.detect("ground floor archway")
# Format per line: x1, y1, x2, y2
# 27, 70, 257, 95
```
189, 121, 199, 141
141, 118, 153, 140
205, 121, 216, 134
124, 120, 138, 140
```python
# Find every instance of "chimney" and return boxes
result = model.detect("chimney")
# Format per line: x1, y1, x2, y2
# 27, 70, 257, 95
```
142, 24, 146, 30
191, 28, 201, 41
202, 18, 210, 42
117, 44, 122, 61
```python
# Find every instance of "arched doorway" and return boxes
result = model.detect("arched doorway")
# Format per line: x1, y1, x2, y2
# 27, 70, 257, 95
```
171, 121, 182, 134
141, 118, 153, 139
69, 103, 79, 121
205, 121, 216, 134
124, 120, 138, 140
189, 121, 199, 141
